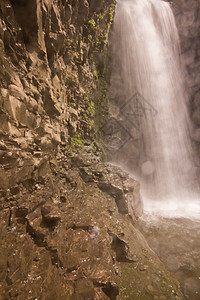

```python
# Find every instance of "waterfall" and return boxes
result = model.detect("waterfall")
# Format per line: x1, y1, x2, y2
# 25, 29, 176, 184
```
111, 0, 199, 214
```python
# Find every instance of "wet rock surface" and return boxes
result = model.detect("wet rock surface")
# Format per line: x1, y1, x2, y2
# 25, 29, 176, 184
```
172, 0, 200, 97
171, 0, 200, 158
138, 215, 200, 300
78, 159, 143, 220
0, 144, 186, 299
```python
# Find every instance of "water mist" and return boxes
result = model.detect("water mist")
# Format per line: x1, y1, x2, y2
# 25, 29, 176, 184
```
111, 0, 200, 217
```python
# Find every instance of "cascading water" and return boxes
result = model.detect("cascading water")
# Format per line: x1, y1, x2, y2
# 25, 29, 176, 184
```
111, 0, 199, 216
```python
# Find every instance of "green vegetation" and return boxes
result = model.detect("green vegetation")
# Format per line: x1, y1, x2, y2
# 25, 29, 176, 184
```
64, 0, 116, 149
87, 2, 116, 53
71, 134, 84, 146
88, 18, 96, 27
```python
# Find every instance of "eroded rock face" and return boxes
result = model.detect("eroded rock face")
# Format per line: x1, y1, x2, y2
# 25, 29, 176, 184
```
79, 161, 143, 220
171, 0, 200, 155
0, 144, 185, 299
0, 0, 114, 188
172, 0, 200, 96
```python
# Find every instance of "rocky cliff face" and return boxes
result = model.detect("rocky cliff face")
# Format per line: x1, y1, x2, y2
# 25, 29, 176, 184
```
0, 0, 115, 189
0, 141, 185, 299
172, 0, 200, 97
0, 0, 187, 299
172, 0, 200, 152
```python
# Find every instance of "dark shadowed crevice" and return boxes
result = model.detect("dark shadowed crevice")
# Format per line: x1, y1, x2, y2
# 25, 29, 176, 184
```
10, 0, 38, 48
102, 284, 119, 300
41, 206, 61, 230
93, 280, 119, 300
26, 220, 47, 247
98, 182, 128, 214
26, 219, 63, 268
47, 247, 63, 268
109, 231, 136, 263
41, 87, 60, 118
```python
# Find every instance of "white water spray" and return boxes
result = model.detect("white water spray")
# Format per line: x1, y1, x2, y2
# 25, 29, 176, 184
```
111, 0, 199, 216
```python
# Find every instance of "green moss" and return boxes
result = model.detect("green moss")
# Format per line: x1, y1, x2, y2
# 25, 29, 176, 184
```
88, 18, 96, 27
85, 1, 116, 145
92, 63, 99, 81
71, 134, 84, 146
118, 262, 184, 299
64, 0, 116, 145
87, 1, 116, 53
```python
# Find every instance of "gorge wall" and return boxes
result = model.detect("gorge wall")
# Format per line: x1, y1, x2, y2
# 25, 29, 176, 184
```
172, 0, 200, 158
0, 0, 115, 189
0, 0, 198, 299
